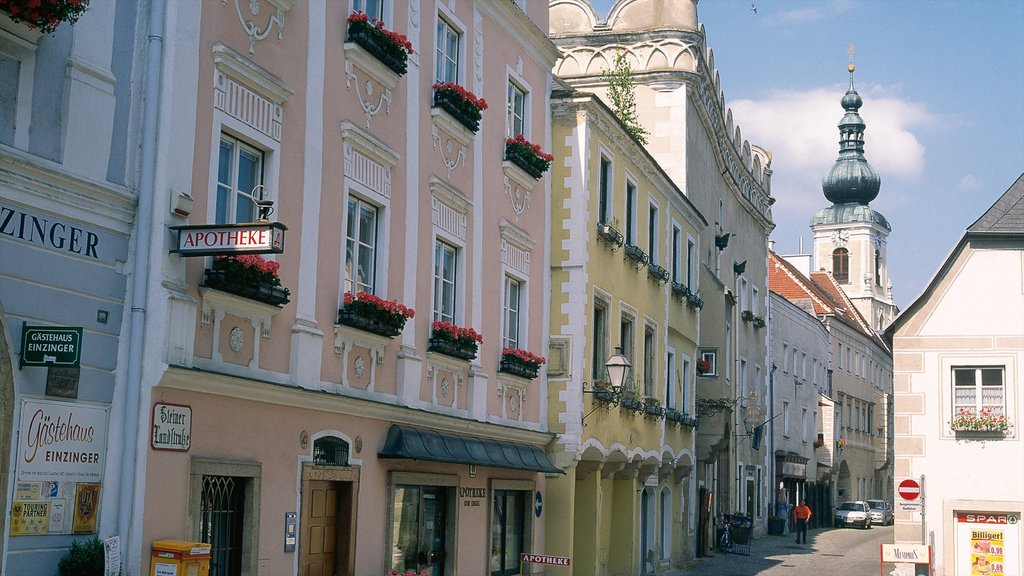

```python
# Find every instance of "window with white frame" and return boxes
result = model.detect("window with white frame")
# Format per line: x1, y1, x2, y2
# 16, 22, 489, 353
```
620, 315, 635, 371
752, 286, 759, 316
344, 196, 379, 295
625, 179, 637, 245
686, 238, 695, 287
598, 153, 612, 225
681, 358, 691, 411
435, 13, 460, 84
782, 400, 790, 437
433, 240, 458, 323
502, 276, 522, 349
671, 226, 681, 283
801, 407, 808, 441
666, 351, 676, 408
592, 298, 609, 382
216, 134, 264, 224
353, 0, 384, 19
700, 350, 717, 377
648, 203, 659, 264
507, 79, 526, 138
643, 326, 655, 396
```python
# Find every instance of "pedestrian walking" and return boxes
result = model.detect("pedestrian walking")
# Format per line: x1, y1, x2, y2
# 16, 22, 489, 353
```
794, 500, 812, 544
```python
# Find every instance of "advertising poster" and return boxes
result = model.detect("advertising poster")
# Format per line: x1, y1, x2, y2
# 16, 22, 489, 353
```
956, 511, 1021, 576
16, 399, 109, 483
72, 483, 101, 534
10, 501, 50, 535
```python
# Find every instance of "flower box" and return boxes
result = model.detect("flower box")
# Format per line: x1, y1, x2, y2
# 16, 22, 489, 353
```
687, 292, 703, 310
620, 395, 644, 414
591, 386, 617, 404
499, 347, 545, 379
671, 281, 690, 300
623, 244, 648, 267
428, 321, 482, 361
696, 358, 712, 376
432, 82, 487, 133
338, 292, 414, 338
950, 408, 1011, 435
1, 0, 89, 34
204, 255, 290, 307
648, 263, 669, 284
504, 135, 553, 179
596, 221, 624, 248
346, 12, 413, 76
643, 399, 665, 419
665, 409, 698, 428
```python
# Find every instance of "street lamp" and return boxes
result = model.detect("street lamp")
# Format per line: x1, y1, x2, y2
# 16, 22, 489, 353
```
582, 347, 633, 425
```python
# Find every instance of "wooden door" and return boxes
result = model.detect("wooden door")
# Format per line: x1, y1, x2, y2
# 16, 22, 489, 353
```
302, 480, 338, 576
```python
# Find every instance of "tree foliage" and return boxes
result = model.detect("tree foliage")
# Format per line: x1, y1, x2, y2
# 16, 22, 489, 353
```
603, 52, 649, 145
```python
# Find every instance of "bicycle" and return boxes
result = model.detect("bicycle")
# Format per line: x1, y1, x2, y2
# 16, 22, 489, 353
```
719, 514, 733, 553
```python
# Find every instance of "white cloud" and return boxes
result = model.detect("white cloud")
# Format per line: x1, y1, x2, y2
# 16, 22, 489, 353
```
958, 174, 981, 191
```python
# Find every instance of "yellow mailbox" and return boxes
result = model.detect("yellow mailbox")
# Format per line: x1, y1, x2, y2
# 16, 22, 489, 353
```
150, 540, 211, 576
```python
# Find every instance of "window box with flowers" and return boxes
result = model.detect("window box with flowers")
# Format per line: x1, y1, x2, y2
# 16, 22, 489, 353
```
504, 135, 553, 180
696, 358, 712, 377
950, 408, 1012, 437
836, 437, 848, 451
813, 438, 825, 449
386, 570, 429, 576
596, 220, 624, 249
338, 292, 414, 338
742, 310, 765, 328
346, 11, 414, 77
204, 255, 290, 307
499, 347, 545, 379
619, 387, 644, 414
428, 321, 482, 361
665, 408, 698, 428
643, 397, 665, 420
432, 82, 488, 133
1, 0, 89, 34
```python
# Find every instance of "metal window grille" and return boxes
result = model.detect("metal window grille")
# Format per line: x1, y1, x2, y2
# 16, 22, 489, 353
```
313, 436, 350, 466
200, 475, 245, 576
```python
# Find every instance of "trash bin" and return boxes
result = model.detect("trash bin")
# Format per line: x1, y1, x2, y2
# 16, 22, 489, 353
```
151, 540, 211, 576
768, 516, 786, 535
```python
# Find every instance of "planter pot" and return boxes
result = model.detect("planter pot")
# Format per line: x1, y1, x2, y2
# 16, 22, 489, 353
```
620, 396, 644, 413
347, 23, 408, 76
591, 387, 616, 403
596, 223, 624, 248
499, 356, 540, 379
624, 244, 648, 266
204, 268, 290, 307
433, 90, 480, 133
952, 429, 1009, 439
504, 146, 545, 179
428, 336, 477, 360
338, 307, 403, 338
644, 404, 665, 419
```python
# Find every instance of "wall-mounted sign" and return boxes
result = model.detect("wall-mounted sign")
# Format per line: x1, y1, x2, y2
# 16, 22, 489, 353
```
16, 399, 108, 482
170, 221, 286, 256
459, 486, 485, 508
20, 326, 82, 368
955, 511, 1021, 576
151, 403, 191, 451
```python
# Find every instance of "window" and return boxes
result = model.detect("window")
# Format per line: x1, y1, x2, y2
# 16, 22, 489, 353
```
660, 489, 672, 560
671, 226, 681, 283
686, 238, 695, 287
507, 80, 526, 137
782, 344, 789, 373
490, 490, 528, 576
681, 358, 691, 412
216, 134, 264, 224
189, 459, 260, 576
598, 154, 611, 224
433, 240, 457, 323
503, 276, 522, 349
752, 286, 759, 316
739, 358, 748, 399
592, 300, 608, 382
874, 249, 882, 286
699, 350, 717, 377
625, 180, 636, 245
801, 407, 808, 441
391, 484, 452, 574
344, 197, 379, 295
435, 15, 460, 83
620, 316, 634, 371
643, 326, 655, 396
954, 367, 1005, 417
353, 0, 384, 19
648, 204, 659, 264
832, 248, 849, 283
739, 277, 749, 312
783, 400, 790, 437
666, 351, 676, 408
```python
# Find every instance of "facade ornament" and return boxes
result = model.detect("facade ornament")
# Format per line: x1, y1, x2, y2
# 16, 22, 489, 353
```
432, 126, 467, 181
503, 175, 529, 218
229, 326, 244, 353
224, 0, 289, 55
345, 61, 392, 129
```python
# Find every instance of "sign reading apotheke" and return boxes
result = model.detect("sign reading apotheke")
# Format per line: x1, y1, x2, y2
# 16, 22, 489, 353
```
20, 326, 82, 368
17, 399, 108, 482
170, 222, 286, 256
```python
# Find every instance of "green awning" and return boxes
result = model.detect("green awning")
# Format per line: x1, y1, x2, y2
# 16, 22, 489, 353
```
378, 424, 563, 475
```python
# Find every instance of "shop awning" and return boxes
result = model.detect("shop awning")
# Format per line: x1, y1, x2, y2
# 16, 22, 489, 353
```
378, 424, 563, 475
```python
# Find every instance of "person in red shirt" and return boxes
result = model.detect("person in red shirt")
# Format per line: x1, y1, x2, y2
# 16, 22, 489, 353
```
794, 500, 812, 544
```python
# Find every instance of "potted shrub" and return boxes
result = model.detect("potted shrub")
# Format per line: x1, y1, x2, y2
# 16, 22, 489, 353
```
58, 537, 109, 576
504, 135, 553, 179
346, 11, 414, 76
499, 347, 545, 379
204, 254, 290, 306
696, 358, 712, 376
432, 82, 488, 133
1, 0, 89, 34
338, 291, 414, 338
428, 321, 482, 360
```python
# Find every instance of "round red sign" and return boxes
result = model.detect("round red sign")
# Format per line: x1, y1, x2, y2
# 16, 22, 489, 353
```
898, 479, 921, 500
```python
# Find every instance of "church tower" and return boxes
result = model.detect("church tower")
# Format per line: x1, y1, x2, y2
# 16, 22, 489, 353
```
810, 61, 898, 332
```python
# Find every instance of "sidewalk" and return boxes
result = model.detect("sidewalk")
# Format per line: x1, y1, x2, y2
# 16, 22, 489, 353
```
663, 529, 821, 576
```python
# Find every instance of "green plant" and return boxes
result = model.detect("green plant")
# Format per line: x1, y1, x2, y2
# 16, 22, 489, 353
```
58, 537, 109, 576
603, 52, 649, 145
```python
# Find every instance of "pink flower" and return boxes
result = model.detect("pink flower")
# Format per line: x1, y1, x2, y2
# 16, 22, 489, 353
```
502, 347, 546, 366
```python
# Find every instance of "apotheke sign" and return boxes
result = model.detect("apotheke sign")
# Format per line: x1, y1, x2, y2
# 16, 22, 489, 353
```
171, 222, 286, 256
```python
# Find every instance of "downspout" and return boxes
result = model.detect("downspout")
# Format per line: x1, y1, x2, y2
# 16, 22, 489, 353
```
119, 0, 165, 571
769, 362, 777, 520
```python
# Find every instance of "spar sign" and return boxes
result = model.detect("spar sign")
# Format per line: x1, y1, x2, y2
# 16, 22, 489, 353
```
521, 553, 571, 567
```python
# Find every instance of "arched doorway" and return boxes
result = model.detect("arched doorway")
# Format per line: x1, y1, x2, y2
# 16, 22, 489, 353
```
836, 461, 851, 503
0, 313, 14, 564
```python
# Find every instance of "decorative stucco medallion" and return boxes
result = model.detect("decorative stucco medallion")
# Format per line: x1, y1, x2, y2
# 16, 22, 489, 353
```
229, 326, 244, 352
354, 355, 366, 378
441, 377, 450, 398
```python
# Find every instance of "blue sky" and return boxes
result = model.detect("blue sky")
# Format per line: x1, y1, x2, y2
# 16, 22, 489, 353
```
585, 0, 1024, 310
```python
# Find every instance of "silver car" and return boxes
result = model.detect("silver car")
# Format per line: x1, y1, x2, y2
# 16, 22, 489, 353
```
834, 500, 872, 529
866, 499, 894, 526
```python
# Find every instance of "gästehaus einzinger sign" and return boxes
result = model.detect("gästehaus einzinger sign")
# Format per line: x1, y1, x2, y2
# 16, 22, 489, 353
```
20, 326, 82, 368
170, 221, 286, 256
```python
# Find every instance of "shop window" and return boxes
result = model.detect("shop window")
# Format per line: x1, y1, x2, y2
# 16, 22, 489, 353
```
390, 484, 453, 574
490, 490, 528, 576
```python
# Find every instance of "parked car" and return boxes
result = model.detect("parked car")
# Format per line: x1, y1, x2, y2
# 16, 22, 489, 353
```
834, 500, 872, 529
866, 499, 894, 526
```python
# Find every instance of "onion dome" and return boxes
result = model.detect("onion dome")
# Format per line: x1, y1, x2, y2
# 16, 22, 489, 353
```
822, 63, 880, 205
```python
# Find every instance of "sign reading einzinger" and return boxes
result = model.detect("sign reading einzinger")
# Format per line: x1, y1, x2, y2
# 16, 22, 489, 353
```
20, 326, 83, 368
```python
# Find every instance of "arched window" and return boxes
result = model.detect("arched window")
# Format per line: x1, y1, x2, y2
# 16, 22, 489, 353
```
832, 248, 849, 283
313, 436, 350, 466
874, 249, 881, 286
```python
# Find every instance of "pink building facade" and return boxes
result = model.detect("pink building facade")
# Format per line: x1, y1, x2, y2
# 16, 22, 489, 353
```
135, 1, 560, 575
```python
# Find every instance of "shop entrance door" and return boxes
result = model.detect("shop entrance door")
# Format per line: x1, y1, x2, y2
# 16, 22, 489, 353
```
392, 485, 448, 575
419, 487, 446, 575
301, 479, 355, 576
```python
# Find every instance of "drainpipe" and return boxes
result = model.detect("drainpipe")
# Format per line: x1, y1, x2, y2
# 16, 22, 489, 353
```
769, 362, 777, 520
119, 0, 165, 572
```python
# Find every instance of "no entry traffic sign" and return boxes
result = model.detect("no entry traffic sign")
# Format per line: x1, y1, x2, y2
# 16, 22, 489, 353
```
898, 478, 921, 501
